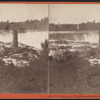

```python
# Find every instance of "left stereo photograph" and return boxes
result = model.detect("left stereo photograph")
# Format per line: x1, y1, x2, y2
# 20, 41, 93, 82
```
0, 4, 49, 93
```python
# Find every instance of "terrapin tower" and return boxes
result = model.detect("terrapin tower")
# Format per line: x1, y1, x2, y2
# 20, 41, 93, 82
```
99, 29, 100, 47
77, 24, 79, 30
13, 30, 18, 48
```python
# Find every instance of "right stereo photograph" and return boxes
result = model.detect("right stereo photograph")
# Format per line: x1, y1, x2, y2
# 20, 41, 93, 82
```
49, 4, 100, 94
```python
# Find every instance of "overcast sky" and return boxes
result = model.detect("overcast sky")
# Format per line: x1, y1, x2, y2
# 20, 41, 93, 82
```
50, 4, 100, 24
0, 4, 48, 22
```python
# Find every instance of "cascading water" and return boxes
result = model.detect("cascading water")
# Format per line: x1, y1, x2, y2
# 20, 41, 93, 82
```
67, 32, 99, 43
83, 32, 99, 43
50, 31, 99, 43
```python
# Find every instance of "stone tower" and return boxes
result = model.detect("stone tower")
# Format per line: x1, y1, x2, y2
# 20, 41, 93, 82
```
13, 30, 18, 48
99, 29, 100, 47
77, 24, 79, 30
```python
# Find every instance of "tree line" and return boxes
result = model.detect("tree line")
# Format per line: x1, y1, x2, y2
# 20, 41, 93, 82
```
49, 20, 100, 31
0, 17, 48, 31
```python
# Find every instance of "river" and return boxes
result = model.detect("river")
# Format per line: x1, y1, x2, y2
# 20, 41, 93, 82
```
0, 30, 48, 49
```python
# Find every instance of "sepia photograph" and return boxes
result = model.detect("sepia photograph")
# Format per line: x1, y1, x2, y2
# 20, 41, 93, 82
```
1, 2, 100, 97
49, 4, 100, 94
0, 4, 48, 93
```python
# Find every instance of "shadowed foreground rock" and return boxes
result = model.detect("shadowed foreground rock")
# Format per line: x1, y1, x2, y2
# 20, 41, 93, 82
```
0, 40, 48, 93
49, 56, 100, 94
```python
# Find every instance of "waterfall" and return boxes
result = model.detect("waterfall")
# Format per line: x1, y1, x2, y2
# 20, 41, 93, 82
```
63, 31, 99, 43
83, 32, 99, 43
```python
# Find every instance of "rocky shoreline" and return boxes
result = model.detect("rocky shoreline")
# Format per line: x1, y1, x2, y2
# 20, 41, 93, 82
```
0, 41, 40, 67
0, 40, 48, 93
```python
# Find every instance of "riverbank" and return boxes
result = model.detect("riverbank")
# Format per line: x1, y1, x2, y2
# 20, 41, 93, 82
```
0, 40, 48, 93
49, 32, 100, 93
49, 55, 100, 94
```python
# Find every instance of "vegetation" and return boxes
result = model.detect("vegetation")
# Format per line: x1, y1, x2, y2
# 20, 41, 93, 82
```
0, 17, 48, 31
49, 20, 100, 31
49, 48, 100, 93
1, 39, 100, 93
0, 40, 48, 93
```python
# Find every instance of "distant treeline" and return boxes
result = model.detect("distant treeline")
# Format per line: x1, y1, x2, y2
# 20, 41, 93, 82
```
0, 17, 48, 31
49, 21, 100, 31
